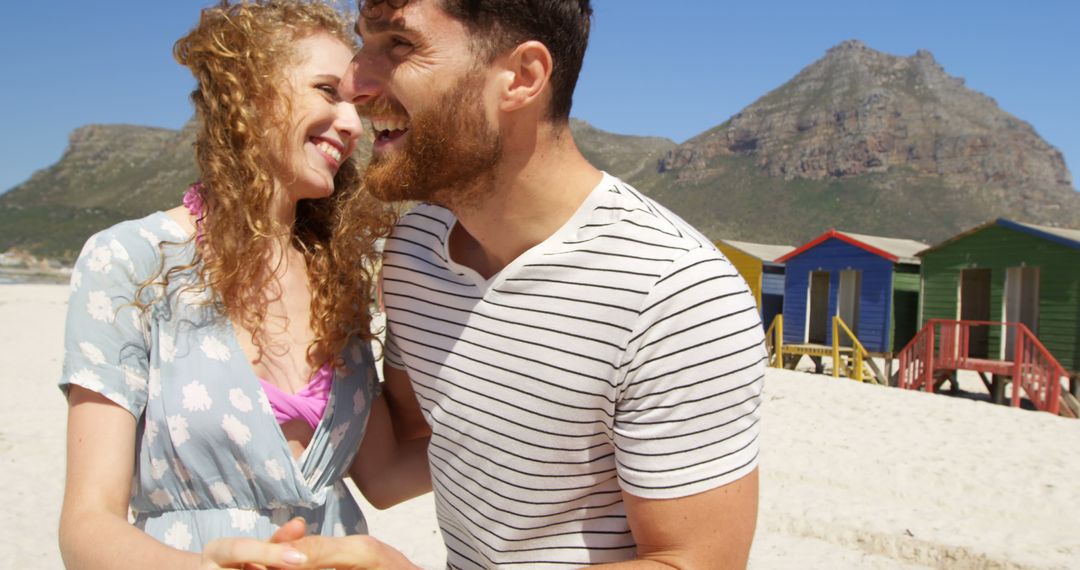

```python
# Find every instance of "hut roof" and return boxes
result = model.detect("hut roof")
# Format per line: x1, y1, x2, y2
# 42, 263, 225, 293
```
917, 218, 1080, 256
717, 240, 795, 263
777, 229, 929, 265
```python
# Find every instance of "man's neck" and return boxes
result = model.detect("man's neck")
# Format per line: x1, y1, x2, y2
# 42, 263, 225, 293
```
448, 123, 602, 280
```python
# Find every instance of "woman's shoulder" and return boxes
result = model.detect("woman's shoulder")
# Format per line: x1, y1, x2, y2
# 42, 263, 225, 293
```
73, 210, 194, 281
90, 210, 190, 246
79, 210, 190, 259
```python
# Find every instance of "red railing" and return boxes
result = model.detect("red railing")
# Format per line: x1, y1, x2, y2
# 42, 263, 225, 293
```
1015, 324, 1065, 415
897, 322, 932, 391
896, 319, 1067, 416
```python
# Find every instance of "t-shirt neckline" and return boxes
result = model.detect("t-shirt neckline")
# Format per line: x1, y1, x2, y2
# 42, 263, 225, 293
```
441, 172, 617, 291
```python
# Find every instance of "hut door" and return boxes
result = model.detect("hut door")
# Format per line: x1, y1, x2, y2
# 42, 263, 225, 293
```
1004, 267, 1040, 360
807, 271, 831, 344
959, 268, 991, 358
837, 270, 862, 346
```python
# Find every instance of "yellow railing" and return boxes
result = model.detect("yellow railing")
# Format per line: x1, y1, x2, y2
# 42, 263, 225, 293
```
765, 314, 877, 382
764, 314, 784, 368
832, 316, 869, 382
768, 313, 876, 384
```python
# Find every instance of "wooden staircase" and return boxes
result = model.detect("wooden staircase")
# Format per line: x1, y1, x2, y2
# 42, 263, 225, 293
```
895, 319, 1075, 418
765, 315, 887, 385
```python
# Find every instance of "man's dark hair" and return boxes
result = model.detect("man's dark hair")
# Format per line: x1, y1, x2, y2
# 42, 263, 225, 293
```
360, 0, 593, 121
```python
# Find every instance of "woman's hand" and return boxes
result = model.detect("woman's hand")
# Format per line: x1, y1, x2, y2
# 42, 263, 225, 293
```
198, 518, 310, 570
197, 539, 306, 569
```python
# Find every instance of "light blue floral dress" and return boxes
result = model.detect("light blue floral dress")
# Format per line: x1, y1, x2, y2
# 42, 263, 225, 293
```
59, 211, 378, 551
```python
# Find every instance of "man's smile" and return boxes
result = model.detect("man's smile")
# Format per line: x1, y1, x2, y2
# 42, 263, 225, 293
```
369, 117, 411, 151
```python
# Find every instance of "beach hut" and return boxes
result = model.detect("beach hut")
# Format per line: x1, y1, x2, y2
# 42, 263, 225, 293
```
716, 239, 794, 330
776, 229, 927, 354
917, 218, 1080, 373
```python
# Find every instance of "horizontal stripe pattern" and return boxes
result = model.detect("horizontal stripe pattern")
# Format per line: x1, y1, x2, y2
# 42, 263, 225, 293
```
382, 175, 764, 568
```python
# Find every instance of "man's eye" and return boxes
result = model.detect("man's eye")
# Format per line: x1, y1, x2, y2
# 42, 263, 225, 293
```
389, 36, 413, 55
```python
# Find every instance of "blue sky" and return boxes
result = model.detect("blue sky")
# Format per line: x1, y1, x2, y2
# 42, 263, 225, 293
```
1, 0, 1078, 194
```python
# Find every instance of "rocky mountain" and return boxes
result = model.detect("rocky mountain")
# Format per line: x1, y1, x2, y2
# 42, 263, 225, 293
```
0, 123, 199, 260
648, 40, 1079, 245
2, 40, 1077, 260
0, 119, 673, 261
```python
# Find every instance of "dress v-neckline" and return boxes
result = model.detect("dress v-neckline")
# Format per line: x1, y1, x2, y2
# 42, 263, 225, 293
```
224, 318, 335, 483
153, 209, 337, 488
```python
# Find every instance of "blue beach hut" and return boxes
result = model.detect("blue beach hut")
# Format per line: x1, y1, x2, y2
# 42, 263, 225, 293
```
776, 229, 928, 354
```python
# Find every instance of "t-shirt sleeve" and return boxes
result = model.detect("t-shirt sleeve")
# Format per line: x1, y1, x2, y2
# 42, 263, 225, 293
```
377, 267, 405, 371
58, 229, 151, 418
383, 326, 406, 370
614, 247, 765, 499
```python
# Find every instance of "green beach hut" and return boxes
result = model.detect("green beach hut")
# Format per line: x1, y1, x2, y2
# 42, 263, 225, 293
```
917, 218, 1080, 374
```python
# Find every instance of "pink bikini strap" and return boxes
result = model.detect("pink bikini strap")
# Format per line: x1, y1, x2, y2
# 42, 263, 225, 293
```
258, 363, 334, 431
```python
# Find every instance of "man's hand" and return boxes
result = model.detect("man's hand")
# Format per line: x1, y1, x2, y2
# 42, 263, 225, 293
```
286, 534, 421, 570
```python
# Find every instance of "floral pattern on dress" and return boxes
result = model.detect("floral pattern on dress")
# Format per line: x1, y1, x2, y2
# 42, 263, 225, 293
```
59, 211, 379, 551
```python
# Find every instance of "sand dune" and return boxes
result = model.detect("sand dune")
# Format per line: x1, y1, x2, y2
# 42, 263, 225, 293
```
2, 284, 1076, 569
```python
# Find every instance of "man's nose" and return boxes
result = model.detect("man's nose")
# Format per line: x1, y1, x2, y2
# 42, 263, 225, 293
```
340, 52, 381, 105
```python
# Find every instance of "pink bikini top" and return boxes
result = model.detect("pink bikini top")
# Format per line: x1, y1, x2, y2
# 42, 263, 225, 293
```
184, 182, 332, 431
258, 364, 333, 431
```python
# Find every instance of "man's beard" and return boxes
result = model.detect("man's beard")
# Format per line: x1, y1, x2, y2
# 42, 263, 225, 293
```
362, 71, 502, 211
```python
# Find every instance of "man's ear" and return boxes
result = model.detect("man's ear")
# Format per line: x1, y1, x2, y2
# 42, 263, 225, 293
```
496, 40, 553, 113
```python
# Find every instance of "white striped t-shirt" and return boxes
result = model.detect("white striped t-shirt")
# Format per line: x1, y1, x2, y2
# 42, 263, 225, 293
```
382, 173, 765, 568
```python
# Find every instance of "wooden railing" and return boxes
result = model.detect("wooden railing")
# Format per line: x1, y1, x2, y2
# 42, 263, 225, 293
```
896, 321, 933, 391
764, 314, 881, 383
833, 316, 870, 383
764, 314, 783, 368
896, 319, 1069, 416
1015, 324, 1066, 415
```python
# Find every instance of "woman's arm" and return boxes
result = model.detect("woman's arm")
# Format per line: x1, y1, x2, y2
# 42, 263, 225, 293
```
348, 371, 432, 509
59, 387, 309, 570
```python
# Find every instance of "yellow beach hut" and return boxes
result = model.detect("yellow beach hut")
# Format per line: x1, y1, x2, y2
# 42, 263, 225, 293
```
717, 239, 794, 329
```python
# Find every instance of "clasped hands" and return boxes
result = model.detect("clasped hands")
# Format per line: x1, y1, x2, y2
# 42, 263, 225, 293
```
199, 517, 420, 570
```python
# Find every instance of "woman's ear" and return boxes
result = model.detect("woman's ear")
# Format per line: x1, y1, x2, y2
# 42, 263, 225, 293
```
496, 40, 553, 113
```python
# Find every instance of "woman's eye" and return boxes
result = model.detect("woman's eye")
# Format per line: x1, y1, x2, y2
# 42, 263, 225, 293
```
317, 84, 339, 98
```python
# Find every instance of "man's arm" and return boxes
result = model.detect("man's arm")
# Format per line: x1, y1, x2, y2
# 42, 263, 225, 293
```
601, 470, 759, 569
606, 247, 765, 569
290, 471, 758, 570
382, 363, 432, 440
347, 364, 432, 509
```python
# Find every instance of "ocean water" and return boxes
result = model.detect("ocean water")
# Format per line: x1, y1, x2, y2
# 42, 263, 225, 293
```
0, 272, 69, 285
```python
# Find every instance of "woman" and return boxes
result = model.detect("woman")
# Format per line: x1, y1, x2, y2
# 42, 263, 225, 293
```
57, 2, 427, 568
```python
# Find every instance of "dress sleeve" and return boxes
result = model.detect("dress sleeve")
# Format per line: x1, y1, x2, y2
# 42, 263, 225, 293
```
346, 334, 383, 398
614, 247, 766, 500
58, 228, 151, 418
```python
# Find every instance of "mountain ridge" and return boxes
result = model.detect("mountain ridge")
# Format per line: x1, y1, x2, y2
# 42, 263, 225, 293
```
646, 39, 1079, 245
2, 40, 1076, 260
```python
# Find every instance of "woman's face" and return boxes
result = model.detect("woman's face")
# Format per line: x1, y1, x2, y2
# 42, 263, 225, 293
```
274, 33, 362, 202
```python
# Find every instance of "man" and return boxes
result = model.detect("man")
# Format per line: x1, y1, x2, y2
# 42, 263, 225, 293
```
295, 0, 765, 567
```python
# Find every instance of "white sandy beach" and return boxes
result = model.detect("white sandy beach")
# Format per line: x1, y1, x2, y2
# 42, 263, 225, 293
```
2, 283, 1078, 569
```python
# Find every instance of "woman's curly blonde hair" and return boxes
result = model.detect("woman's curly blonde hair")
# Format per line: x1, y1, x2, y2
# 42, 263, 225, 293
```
148, 0, 394, 368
